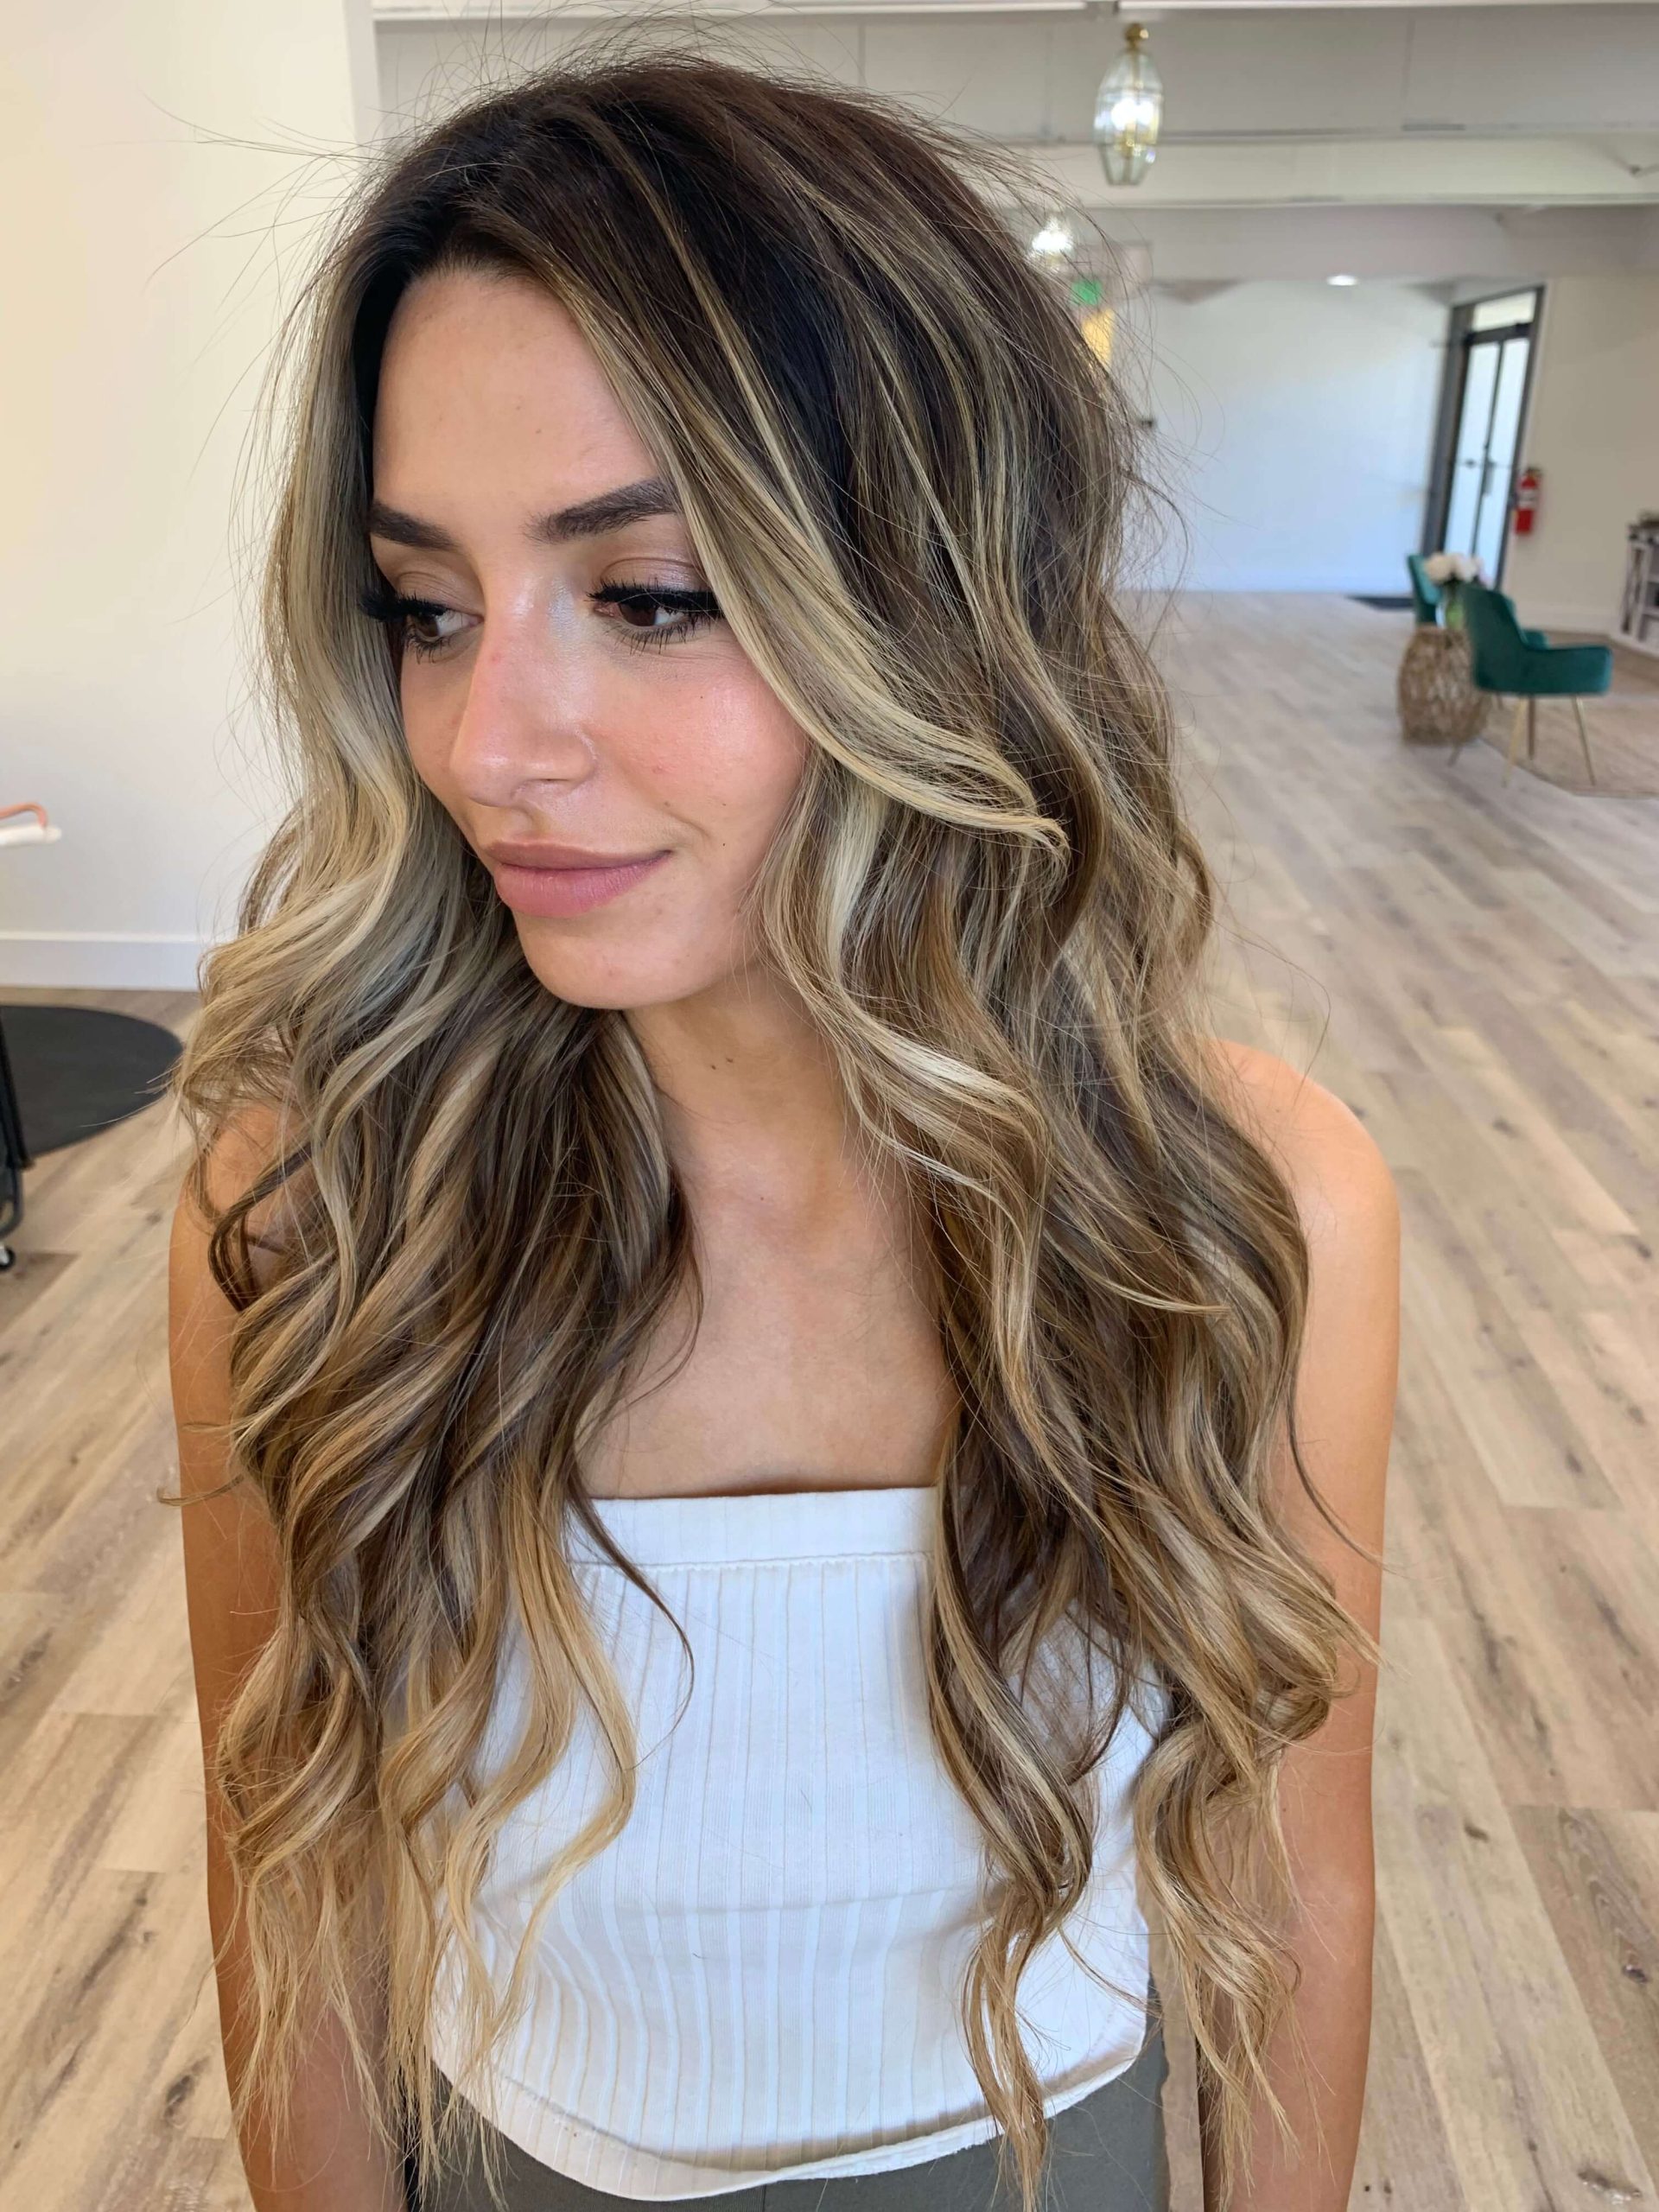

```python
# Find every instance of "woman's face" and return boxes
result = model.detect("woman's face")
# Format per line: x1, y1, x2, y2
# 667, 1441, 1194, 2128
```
366, 265, 810, 1012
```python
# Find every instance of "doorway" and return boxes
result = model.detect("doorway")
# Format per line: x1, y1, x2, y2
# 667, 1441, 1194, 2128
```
1424, 288, 1541, 589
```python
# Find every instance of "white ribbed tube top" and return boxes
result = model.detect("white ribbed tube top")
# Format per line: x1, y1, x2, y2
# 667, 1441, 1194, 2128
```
429, 1483, 1166, 2202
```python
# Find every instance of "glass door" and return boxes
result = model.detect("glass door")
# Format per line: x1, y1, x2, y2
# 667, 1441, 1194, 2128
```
1426, 289, 1540, 588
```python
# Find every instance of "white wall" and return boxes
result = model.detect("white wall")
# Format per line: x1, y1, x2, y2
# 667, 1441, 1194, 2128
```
0, 3, 372, 990
1120, 280, 1446, 594
1503, 275, 1659, 633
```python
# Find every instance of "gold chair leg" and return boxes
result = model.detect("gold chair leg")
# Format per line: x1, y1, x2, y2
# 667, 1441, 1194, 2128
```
1527, 696, 1537, 760
1505, 697, 1528, 783
1572, 696, 1597, 786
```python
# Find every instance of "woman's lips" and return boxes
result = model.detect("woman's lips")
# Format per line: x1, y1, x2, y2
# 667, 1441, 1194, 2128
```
488, 850, 669, 918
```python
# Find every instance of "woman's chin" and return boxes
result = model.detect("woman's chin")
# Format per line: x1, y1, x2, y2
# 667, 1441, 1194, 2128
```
513, 930, 732, 1015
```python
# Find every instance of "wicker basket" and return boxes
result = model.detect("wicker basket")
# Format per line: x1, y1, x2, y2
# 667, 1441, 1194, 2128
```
1396, 623, 1492, 746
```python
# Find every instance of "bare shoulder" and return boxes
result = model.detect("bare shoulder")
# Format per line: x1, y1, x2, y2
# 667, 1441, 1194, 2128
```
1198, 1046, 1398, 1904
168, 1097, 297, 1465
1201, 1038, 1400, 1569
168, 1103, 297, 1751
174, 1096, 308, 1294
1201, 1036, 1400, 1261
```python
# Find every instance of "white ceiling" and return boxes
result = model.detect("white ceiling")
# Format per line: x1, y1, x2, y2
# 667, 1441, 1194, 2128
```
371, 2, 1659, 278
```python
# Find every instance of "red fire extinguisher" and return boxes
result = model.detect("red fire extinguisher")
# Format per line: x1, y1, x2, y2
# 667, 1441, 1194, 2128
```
1513, 465, 1541, 536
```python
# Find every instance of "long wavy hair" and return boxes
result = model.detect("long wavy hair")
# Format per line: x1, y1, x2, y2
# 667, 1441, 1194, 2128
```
168, 35, 1381, 2212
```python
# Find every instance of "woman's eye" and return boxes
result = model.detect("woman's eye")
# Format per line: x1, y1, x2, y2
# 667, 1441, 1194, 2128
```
588, 581, 722, 650
355, 576, 723, 661
356, 582, 471, 661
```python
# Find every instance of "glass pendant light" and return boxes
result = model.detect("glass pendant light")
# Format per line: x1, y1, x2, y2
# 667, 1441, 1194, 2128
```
1095, 22, 1163, 188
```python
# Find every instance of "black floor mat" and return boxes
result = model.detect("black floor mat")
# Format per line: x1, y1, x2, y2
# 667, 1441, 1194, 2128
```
0, 1002, 181, 1159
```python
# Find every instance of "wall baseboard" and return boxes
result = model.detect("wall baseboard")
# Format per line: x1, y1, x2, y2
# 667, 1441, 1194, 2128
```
0, 934, 206, 993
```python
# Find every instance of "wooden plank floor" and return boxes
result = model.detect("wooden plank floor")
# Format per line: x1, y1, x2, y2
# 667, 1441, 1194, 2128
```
2, 592, 1655, 2210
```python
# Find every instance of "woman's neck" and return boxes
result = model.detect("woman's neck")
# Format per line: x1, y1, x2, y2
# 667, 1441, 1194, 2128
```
624, 969, 865, 1220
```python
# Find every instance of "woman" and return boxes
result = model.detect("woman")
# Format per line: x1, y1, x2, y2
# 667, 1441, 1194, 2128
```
166, 39, 1399, 2212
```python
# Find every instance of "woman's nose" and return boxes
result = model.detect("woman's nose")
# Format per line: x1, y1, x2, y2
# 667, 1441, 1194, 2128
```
446, 620, 598, 802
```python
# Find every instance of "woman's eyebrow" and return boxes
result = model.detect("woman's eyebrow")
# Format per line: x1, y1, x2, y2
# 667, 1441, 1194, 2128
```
366, 477, 682, 552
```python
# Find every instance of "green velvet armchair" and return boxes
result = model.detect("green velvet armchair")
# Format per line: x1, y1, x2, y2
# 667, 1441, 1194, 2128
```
1458, 582, 1612, 785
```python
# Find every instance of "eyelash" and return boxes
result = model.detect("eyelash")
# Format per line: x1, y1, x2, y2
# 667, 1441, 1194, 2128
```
355, 579, 722, 661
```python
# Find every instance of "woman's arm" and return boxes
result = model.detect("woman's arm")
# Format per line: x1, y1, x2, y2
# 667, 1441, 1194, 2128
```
1201, 1043, 1401, 2212
169, 1112, 406, 2212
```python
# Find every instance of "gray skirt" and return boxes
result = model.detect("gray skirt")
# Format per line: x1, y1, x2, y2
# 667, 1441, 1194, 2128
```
406, 1999, 1170, 2212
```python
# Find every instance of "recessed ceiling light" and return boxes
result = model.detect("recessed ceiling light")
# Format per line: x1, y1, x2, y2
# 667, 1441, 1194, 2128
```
1327, 273, 1359, 287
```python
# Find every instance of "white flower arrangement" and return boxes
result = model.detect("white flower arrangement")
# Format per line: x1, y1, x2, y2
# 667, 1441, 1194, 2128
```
1422, 550, 1485, 584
